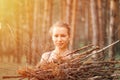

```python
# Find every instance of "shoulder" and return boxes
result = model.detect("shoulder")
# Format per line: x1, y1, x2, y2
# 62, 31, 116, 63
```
41, 51, 51, 59
39, 51, 52, 64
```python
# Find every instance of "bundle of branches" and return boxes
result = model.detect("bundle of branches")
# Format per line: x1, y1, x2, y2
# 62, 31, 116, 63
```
15, 60, 120, 80
3, 40, 120, 80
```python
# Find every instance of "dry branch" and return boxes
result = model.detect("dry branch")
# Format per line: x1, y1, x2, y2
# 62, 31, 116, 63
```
81, 40, 120, 61
2, 76, 23, 79
2, 40, 120, 80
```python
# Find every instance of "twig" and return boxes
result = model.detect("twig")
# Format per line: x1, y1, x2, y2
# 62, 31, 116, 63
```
2, 76, 23, 79
66, 44, 93, 56
81, 40, 120, 61
71, 46, 99, 63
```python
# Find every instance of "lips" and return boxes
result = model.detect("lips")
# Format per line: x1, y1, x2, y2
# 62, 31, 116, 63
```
56, 43, 63, 46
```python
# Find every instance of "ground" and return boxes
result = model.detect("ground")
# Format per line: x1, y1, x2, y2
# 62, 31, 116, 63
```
0, 56, 28, 80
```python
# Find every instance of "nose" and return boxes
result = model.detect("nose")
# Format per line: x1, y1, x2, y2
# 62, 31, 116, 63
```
57, 36, 62, 41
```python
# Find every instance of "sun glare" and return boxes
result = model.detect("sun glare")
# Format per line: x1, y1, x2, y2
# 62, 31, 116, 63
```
0, 23, 1, 29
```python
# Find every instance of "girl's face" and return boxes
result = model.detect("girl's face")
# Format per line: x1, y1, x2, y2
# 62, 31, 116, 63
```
52, 27, 70, 50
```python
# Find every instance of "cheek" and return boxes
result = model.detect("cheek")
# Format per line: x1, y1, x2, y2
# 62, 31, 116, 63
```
64, 37, 70, 43
52, 36, 57, 43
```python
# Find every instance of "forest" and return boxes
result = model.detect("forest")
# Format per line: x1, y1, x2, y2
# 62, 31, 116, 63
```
0, 0, 120, 80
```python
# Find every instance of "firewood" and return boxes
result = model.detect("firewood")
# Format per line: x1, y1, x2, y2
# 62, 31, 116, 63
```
2, 40, 120, 80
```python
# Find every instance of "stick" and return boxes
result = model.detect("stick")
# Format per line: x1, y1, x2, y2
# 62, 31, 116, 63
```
81, 40, 120, 61
71, 46, 99, 63
67, 44, 93, 56
2, 76, 23, 79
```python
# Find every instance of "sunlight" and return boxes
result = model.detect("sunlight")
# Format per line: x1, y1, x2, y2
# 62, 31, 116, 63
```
0, 23, 1, 30
0, 0, 120, 79
0, 0, 17, 41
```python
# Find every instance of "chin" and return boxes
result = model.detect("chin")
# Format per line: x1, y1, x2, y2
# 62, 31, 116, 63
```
56, 46, 64, 49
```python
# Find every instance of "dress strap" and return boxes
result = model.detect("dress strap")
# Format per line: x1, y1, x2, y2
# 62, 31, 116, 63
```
47, 51, 52, 62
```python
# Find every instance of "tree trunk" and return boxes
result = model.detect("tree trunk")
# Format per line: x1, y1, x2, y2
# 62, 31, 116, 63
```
26, 0, 34, 65
84, 1, 89, 44
42, 0, 53, 52
97, 0, 105, 60
15, 2, 22, 64
60, 0, 66, 21
32, 0, 39, 65
25, 0, 30, 64
90, 0, 99, 60
70, 0, 78, 50
66, 0, 72, 24
108, 0, 117, 61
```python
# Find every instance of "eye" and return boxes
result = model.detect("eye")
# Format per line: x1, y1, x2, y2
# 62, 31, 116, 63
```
61, 34, 66, 37
54, 35, 58, 37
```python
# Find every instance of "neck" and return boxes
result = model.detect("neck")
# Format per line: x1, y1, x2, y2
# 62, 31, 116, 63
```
54, 47, 68, 55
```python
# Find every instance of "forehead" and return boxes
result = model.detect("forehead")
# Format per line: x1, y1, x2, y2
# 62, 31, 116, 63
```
52, 27, 68, 34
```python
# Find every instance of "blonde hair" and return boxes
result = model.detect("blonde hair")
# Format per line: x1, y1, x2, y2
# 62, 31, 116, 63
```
49, 21, 71, 36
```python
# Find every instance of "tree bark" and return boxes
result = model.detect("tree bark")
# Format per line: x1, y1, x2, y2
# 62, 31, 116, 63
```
66, 0, 72, 24
60, 0, 66, 21
90, 0, 99, 60
97, 0, 105, 60
70, 0, 78, 50
108, 0, 118, 61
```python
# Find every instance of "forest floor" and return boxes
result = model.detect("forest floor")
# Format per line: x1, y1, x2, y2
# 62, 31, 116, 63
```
0, 56, 27, 80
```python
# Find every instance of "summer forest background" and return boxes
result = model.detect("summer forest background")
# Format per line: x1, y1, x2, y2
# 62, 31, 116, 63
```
0, 0, 120, 80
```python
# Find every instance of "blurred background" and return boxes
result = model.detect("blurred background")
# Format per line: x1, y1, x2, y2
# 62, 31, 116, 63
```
0, 0, 120, 79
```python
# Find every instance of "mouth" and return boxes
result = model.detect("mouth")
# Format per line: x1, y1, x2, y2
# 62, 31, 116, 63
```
56, 43, 63, 46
